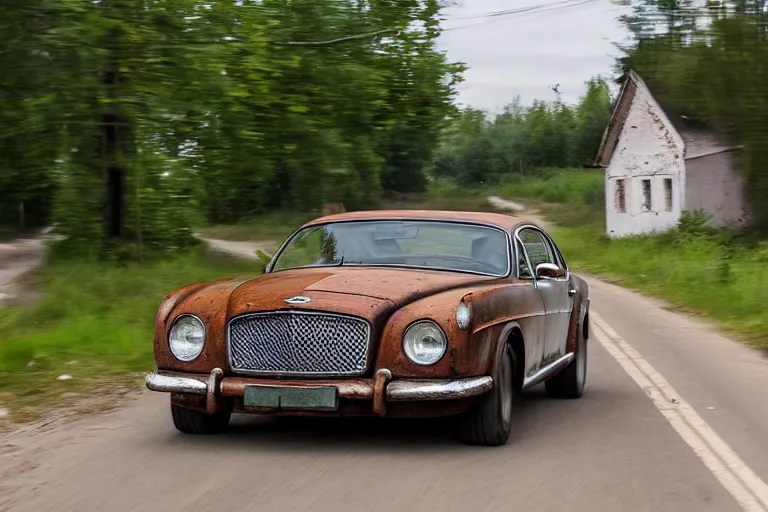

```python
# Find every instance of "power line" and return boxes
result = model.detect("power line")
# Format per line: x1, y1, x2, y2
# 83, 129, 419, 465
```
442, 0, 599, 31
270, 0, 598, 45
271, 28, 400, 46
440, 0, 590, 21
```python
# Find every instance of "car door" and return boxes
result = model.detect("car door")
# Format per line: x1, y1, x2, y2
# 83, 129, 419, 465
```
517, 227, 572, 363
510, 233, 547, 378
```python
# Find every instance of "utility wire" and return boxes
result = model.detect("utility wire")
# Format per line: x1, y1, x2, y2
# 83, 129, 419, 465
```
440, 0, 591, 21
442, 0, 599, 31
270, 28, 400, 46
260, 0, 597, 46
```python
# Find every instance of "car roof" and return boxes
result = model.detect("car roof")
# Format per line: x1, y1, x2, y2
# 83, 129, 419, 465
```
302, 209, 534, 231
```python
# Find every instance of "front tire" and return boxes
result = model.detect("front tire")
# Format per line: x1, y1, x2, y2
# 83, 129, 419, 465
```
545, 318, 588, 399
459, 341, 516, 446
171, 404, 231, 435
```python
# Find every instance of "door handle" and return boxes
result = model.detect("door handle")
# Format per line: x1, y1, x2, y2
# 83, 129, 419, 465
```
568, 287, 576, 297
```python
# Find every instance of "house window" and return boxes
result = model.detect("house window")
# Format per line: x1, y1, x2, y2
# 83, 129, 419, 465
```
663, 178, 673, 211
614, 179, 626, 213
641, 179, 652, 211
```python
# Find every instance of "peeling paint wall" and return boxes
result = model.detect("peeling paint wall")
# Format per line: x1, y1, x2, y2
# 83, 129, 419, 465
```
604, 78, 685, 238
685, 151, 750, 228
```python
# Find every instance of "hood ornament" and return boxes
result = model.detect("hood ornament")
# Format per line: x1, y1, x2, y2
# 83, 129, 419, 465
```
284, 296, 311, 305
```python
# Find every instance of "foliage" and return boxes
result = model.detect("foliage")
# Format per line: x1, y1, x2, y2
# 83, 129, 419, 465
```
0, 250, 261, 423
549, 208, 768, 348
430, 78, 613, 186
496, 168, 604, 205
434, 166, 768, 349
0, 0, 462, 257
423, 172, 768, 348
618, 0, 768, 232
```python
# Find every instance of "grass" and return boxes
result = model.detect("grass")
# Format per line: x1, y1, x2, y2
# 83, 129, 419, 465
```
0, 249, 263, 426
546, 209, 768, 347
7, 166, 761, 428
192, 168, 768, 349
425, 169, 768, 349
198, 210, 313, 242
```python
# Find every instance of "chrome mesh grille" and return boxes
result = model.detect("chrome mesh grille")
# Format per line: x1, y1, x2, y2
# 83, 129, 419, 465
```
227, 312, 371, 376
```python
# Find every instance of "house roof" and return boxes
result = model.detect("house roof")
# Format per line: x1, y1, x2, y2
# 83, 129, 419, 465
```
594, 69, 737, 166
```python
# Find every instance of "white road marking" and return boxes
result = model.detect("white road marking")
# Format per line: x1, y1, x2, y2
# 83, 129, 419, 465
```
591, 311, 768, 512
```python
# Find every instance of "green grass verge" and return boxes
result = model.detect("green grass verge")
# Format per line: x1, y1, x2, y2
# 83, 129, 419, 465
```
428, 169, 768, 349
544, 204, 768, 348
0, 250, 263, 426
198, 210, 313, 242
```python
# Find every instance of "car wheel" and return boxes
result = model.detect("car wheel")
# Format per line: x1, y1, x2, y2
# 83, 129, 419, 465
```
459, 341, 516, 446
545, 318, 588, 399
171, 404, 231, 435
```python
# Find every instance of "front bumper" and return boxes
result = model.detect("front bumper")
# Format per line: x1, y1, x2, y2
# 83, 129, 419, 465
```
146, 368, 493, 417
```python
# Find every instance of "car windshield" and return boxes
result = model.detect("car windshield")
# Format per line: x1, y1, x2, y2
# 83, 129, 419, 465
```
271, 220, 510, 276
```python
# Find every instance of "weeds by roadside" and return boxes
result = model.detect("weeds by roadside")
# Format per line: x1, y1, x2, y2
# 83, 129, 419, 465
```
198, 211, 313, 242
0, 250, 262, 426
548, 210, 768, 347
429, 169, 768, 349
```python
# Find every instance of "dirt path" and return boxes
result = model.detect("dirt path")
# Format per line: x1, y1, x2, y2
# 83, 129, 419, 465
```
486, 196, 551, 229
0, 232, 57, 307
197, 236, 277, 261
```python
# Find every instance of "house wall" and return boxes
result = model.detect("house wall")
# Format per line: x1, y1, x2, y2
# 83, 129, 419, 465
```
684, 151, 750, 228
604, 78, 685, 238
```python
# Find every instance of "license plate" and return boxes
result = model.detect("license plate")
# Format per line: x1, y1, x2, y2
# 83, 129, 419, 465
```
243, 385, 339, 411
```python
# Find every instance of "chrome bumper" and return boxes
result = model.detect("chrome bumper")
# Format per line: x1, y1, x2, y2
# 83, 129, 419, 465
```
146, 370, 492, 402
145, 372, 207, 395
386, 377, 493, 401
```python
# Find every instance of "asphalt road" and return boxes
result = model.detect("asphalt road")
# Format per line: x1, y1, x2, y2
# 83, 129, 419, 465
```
2, 276, 768, 512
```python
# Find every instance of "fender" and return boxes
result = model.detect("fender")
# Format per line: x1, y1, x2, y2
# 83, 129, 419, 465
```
494, 320, 525, 389
565, 275, 590, 354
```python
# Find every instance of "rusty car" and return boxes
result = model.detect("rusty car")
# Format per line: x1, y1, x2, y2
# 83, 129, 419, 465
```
146, 210, 590, 446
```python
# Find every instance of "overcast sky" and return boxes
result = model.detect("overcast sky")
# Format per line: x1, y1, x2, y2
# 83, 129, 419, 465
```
436, 0, 632, 111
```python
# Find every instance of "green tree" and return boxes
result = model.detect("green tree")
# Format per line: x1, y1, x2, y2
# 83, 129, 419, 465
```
431, 78, 613, 185
618, 0, 768, 232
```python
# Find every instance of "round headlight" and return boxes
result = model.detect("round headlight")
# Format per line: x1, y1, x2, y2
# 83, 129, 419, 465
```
169, 315, 206, 362
403, 320, 447, 366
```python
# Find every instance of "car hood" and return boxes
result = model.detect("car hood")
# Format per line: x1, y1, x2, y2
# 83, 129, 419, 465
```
224, 266, 499, 318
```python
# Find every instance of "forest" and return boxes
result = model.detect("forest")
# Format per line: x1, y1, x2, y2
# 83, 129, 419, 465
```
430, 78, 613, 187
4, 0, 768, 259
0, 0, 464, 258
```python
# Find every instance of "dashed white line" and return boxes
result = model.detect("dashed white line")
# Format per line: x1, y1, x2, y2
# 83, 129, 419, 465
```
591, 311, 768, 512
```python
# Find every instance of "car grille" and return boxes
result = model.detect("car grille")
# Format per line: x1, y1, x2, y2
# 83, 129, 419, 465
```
227, 311, 371, 377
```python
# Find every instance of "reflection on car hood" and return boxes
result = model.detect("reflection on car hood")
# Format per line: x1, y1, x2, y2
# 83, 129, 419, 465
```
237, 266, 499, 308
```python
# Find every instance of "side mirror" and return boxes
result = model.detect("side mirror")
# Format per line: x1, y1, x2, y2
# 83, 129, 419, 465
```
535, 262, 565, 279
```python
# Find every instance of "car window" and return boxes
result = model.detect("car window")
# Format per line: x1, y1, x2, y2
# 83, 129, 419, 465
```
548, 236, 568, 272
519, 228, 555, 269
516, 239, 533, 279
271, 220, 511, 276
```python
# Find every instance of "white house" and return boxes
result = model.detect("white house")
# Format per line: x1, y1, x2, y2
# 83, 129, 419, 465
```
594, 69, 750, 238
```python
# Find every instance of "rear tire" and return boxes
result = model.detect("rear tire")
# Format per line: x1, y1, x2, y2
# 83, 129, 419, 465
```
171, 404, 231, 435
459, 341, 517, 446
545, 317, 588, 399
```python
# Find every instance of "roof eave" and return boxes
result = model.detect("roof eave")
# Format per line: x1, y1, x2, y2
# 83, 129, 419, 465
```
593, 70, 640, 167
